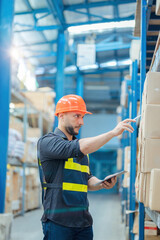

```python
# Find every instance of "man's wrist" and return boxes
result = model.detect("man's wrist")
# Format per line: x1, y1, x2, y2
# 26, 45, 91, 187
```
110, 130, 116, 138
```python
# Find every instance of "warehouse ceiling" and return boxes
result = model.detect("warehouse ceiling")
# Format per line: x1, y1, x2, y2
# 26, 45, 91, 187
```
13, 0, 137, 113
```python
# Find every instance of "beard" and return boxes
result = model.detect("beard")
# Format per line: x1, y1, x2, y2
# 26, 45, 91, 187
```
65, 125, 80, 136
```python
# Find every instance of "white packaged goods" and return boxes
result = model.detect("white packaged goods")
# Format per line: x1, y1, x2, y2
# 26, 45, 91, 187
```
8, 129, 25, 159
149, 169, 160, 211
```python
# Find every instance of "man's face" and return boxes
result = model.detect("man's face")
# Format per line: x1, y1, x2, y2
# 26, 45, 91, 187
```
63, 112, 85, 136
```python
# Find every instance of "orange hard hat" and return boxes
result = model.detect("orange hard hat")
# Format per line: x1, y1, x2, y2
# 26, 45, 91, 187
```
55, 94, 92, 116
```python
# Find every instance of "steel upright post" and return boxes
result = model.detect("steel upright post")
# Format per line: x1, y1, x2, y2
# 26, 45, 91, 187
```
0, 0, 14, 213
54, 30, 65, 129
139, 0, 147, 239
129, 60, 138, 240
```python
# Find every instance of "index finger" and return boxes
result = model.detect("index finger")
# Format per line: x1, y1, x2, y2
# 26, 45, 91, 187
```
123, 118, 136, 123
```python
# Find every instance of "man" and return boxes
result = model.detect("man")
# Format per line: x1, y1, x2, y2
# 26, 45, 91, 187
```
38, 94, 135, 240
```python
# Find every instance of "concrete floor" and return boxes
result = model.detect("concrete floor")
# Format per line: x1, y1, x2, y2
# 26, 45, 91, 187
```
11, 193, 125, 240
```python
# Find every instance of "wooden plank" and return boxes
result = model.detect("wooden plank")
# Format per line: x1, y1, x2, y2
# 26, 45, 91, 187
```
151, 5, 156, 12
147, 41, 157, 45
147, 31, 159, 36
149, 19, 160, 25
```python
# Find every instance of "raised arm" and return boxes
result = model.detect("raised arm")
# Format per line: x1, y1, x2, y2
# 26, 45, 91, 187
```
79, 119, 136, 155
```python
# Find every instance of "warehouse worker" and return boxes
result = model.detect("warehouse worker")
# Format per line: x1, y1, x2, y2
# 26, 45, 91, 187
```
38, 94, 135, 240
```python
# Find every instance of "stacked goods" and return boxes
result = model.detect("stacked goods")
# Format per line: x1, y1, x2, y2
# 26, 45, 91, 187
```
133, 213, 160, 238
5, 167, 40, 214
5, 167, 22, 214
136, 72, 160, 209
9, 116, 24, 138
23, 87, 55, 121
117, 148, 122, 171
123, 146, 130, 188
149, 169, 160, 211
25, 170, 40, 211
120, 76, 131, 108
8, 129, 25, 160
27, 127, 41, 138
23, 139, 38, 163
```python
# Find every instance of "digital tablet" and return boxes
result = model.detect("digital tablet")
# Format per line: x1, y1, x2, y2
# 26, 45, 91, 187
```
94, 170, 127, 186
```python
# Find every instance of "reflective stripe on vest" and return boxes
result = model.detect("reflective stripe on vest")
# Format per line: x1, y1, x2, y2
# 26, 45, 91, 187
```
62, 182, 88, 192
64, 158, 89, 174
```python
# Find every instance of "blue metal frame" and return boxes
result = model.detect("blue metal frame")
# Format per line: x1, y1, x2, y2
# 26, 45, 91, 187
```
54, 30, 66, 129
129, 60, 138, 240
139, 0, 147, 239
0, 0, 14, 213
64, 0, 136, 10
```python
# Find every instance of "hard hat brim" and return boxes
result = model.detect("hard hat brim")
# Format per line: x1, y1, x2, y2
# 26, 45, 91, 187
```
55, 110, 92, 116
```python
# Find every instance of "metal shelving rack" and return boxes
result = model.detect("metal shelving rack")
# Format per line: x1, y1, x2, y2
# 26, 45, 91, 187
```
120, 62, 140, 240
134, 0, 160, 239
8, 89, 53, 216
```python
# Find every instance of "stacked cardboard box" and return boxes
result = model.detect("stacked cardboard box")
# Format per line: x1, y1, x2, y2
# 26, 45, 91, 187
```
136, 72, 160, 209
9, 116, 24, 138
117, 148, 122, 171
25, 171, 40, 211
23, 87, 55, 121
5, 167, 22, 214
120, 75, 131, 108
5, 167, 40, 214
133, 213, 160, 238
123, 146, 130, 188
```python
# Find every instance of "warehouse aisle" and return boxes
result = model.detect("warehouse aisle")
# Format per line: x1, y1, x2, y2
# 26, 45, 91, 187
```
11, 208, 43, 240
89, 193, 125, 240
11, 193, 125, 240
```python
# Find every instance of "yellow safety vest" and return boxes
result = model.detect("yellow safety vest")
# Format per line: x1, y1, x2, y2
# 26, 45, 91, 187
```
62, 154, 90, 207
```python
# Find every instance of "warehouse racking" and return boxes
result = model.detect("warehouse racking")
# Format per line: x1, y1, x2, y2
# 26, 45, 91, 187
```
7, 89, 53, 216
119, 0, 160, 239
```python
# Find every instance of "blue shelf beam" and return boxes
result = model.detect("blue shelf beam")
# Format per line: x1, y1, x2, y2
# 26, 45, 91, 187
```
139, 0, 147, 239
54, 30, 66, 129
46, 0, 65, 30
0, 0, 14, 213
129, 60, 138, 240
64, 0, 136, 10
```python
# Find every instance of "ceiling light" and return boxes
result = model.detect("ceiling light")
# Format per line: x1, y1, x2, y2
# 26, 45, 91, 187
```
68, 20, 135, 35
80, 64, 98, 71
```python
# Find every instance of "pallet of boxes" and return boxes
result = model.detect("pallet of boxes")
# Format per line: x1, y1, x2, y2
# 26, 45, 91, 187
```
5, 115, 41, 215
134, 72, 160, 239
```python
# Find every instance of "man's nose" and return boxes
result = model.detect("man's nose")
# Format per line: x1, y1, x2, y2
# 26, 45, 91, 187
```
79, 117, 84, 125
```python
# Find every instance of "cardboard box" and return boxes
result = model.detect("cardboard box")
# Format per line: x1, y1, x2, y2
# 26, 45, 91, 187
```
156, 0, 160, 15
27, 128, 41, 138
138, 173, 150, 207
9, 116, 24, 139
144, 173, 151, 208
125, 146, 130, 163
135, 172, 140, 200
143, 72, 160, 104
117, 148, 122, 171
145, 236, 160, 240
123, 172, 130, 188
145, 221, 157, 236
139, 173, 145, 203
149, 169, 160, 211
133, 213, 158, 236
141, 139, 160, 172
143, 104, 160, 139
